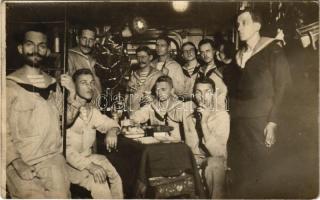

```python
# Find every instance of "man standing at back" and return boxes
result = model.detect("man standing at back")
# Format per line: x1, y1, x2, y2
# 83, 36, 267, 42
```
180, 42, 201, 101
126, 46, 163, 112
152, 35, 185, 97
68, 25, 102, 107
198, 38, 228, 111
228, 8, 291, 198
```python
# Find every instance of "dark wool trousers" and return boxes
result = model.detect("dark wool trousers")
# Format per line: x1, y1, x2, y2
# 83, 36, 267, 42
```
228, 116, 276, 198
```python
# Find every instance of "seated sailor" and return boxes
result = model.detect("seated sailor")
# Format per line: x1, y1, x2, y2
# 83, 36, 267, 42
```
66, 69, 123, 199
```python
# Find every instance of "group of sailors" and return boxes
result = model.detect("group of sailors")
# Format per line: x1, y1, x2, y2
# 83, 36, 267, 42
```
6, 8, 291, 199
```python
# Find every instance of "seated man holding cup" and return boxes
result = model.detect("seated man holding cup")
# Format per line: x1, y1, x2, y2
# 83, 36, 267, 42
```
127, 75, 185, 141
66, 68, 123, 199
183, 76, 230, 198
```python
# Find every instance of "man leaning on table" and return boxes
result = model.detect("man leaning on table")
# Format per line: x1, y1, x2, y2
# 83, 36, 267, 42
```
66, 68, 123, 199
129, 75, 185, 141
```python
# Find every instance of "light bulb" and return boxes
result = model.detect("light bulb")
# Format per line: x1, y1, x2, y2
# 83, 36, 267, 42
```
137, 20, 144, 29
122, 24, 132, 38
172, 1, 189, 12
133, 17, 148, 34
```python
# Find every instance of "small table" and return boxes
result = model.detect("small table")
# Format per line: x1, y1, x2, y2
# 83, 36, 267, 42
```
97, 134, 205, 198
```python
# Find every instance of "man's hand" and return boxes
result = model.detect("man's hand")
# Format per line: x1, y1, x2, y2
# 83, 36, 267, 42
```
140, 93, 154, 106
264, 122, 277, 148
196, 104, 211, 123
86, 162, 107, 184
12, 159, 36, 180
105, 128, 119, 152
60, 74, 76, 102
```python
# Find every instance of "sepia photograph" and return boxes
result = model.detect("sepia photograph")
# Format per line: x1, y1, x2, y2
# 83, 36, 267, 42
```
0, 0, 319, 199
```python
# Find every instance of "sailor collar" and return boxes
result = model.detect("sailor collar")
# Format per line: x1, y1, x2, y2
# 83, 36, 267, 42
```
7, 71, 57, 100
236, 37, 276, 67
150, 98, 183, 118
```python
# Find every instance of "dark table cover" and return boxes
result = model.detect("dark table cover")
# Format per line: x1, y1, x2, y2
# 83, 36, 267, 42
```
97, 134, 205, 198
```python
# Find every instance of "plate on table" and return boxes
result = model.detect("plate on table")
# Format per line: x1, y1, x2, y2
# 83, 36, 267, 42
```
154, 135, 180, 143
134, 136, 160, 144
124, 133, 145, 139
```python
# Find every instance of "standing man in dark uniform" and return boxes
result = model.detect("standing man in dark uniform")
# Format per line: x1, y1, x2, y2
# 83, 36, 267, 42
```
228, 8, 291, 198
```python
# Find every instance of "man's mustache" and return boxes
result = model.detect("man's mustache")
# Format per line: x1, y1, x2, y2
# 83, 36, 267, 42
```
22, 52, 49, 68
25, 52, 45, 58
81, 45, 92, 49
